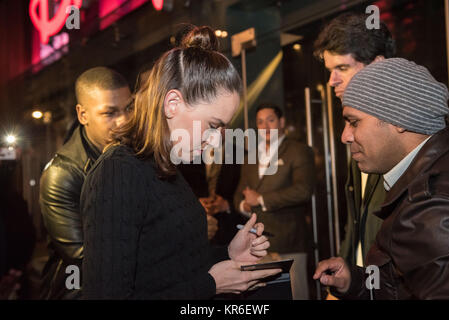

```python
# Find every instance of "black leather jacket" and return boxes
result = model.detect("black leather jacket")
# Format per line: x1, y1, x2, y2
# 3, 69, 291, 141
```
39, 125, 100, 299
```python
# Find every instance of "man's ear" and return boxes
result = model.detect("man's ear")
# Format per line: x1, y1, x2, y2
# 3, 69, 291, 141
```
76, 104, 88, 125
374, 55, 385, 63
164, 89, 184, 119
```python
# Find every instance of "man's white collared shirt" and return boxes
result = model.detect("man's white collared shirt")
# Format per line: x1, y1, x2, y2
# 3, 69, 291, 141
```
383, 136, 431, 191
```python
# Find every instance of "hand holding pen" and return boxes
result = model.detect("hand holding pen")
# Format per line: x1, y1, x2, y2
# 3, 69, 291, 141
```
228, 213, 270, 263
236, 224, 274, 237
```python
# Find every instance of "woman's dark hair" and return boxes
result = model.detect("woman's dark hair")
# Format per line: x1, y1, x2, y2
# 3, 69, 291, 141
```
111, 26, 242, 178
313, 12, 396, 65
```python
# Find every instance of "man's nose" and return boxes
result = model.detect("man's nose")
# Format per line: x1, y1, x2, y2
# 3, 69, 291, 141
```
258, 121, 269, 130
341, 123, 354, 145
328, 71, 340, 87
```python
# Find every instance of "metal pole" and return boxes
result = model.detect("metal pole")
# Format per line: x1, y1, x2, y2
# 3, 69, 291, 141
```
445, 0, 449, 85
241, 48, 249, 150
317, 84, 335, 257
305, 87, 321, 300
241, 49, 248, 131
326, 84, 341, 255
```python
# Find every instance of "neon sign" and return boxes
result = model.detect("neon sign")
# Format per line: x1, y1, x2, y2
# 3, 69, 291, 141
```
152, 0, 164, 11
30, 0, 165, 44
29, 0, 82, 44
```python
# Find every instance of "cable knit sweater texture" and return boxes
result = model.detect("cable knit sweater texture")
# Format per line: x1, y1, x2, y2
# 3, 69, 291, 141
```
80, 145, 228, 299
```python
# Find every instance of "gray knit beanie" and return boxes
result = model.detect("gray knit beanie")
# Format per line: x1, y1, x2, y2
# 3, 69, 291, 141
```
342, 58, 449, 135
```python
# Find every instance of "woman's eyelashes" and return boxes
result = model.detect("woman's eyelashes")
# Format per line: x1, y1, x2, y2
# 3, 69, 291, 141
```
209, 123, 219, 130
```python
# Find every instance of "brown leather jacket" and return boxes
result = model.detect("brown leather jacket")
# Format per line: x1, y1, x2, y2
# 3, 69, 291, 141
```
337, 126, 449, 300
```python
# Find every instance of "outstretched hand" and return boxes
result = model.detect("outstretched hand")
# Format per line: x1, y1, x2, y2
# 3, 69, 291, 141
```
228, 213, 269, 263
313, 257, 351, 294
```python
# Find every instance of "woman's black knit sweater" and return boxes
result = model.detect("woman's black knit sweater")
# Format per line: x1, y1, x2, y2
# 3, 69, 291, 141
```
80, 145, 228, 299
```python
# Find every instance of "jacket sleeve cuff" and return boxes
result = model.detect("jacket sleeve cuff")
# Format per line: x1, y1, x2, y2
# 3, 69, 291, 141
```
330, 266, 370, 300
209, 245, 229, 266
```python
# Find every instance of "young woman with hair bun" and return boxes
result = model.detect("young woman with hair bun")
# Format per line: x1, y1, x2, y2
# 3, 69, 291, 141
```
80, 26, 280, 299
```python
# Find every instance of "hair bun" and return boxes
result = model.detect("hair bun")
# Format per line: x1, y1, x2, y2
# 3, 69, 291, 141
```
180, 26, 219, 51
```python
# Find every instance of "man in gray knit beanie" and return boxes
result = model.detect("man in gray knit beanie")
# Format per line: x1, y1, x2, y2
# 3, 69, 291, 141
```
314, 58, 449, 299
340, 57, 448, 174
343, 57, 448, 135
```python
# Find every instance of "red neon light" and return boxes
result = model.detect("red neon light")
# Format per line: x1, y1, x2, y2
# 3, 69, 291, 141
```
152, 0, 164, 11
31, 0, 163, 44
98, 0, 148, 30
29, 0, 83, 44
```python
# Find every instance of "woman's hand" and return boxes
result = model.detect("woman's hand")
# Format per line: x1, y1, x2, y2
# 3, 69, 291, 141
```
208, 260, 281, 294
228, 213, 270, 263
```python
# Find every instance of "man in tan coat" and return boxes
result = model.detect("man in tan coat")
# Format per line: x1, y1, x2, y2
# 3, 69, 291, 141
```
234, 104, 316, 299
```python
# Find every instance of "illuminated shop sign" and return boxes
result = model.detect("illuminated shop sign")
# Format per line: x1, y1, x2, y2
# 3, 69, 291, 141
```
29, 0, 83, 44
30, 0, 164, 45
152, 0, 164, 11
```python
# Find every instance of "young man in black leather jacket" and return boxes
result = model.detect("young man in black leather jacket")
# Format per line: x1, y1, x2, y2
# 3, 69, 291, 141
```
39, 67, 132, 299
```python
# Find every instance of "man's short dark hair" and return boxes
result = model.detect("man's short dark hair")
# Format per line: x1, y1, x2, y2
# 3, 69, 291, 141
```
313, 12, 396, 65
256, 103, 283, 119
75, 67, 129, 105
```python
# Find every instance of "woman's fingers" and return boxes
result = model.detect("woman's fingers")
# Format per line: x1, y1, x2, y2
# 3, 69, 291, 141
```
252, 235, 268, 246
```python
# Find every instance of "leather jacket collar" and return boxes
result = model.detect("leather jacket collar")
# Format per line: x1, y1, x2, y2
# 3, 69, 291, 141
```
57, 125, 101, 174
376, 126, 449, 219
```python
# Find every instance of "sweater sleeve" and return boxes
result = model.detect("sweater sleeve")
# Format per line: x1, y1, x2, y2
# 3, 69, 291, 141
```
81, 154, 147, 299
330, 266, 371, 300
144, 234, 227, 299
209, 245, 229, 266
148, 269, 217, 299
